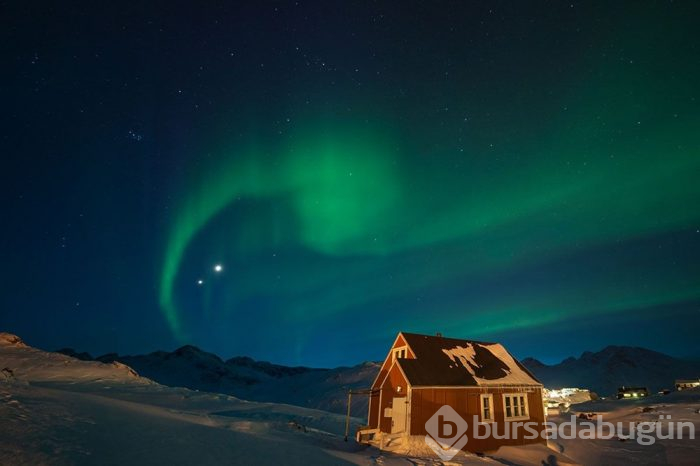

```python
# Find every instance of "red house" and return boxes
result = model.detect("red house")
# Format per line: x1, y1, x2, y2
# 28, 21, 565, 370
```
363, 332, 547, 453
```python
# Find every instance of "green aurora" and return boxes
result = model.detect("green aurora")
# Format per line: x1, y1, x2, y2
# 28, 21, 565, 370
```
154, 2, 699, 363
160, 106, 700, 342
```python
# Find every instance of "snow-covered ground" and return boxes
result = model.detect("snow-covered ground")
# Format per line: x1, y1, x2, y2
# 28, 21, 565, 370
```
551, 392, 700, 465
3, 332, 698, 465
0, 333, 365, 465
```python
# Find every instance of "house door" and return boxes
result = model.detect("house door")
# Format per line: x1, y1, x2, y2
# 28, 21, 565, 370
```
391, 397, 407, 433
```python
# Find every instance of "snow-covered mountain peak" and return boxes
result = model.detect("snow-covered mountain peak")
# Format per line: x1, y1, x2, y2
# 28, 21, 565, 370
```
0, 332, 27, 347
0, 333, 150, 386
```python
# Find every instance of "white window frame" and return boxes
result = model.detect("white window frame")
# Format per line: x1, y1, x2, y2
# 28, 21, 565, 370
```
392, 346, 407, 362
480, 394, 494, 422
502, 393, 530, 421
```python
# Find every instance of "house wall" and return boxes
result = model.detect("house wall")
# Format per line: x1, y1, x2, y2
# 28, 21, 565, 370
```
368, 334, 413, 429
378, 362, 409, 433
410, 386, 546, 453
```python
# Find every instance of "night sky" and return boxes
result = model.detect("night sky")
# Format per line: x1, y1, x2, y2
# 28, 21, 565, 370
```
2, 1, 699, 367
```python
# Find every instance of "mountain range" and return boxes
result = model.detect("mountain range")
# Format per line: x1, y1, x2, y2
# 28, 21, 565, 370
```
56, 343, 700, 415
521, 345, 700, 396
57, 345, 379, 417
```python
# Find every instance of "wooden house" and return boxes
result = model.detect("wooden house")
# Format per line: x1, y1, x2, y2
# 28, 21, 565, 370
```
363, 332, 546, 453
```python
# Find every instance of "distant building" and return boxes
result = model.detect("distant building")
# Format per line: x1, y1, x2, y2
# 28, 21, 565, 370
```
675, 379, 700, 391
359, 332, 546, 453
617, 386, 649, 399
543, 388, 591, 414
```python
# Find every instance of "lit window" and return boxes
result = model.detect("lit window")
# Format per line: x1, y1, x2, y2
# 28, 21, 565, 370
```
392, 346, 407, 361
503, 394, 529, 421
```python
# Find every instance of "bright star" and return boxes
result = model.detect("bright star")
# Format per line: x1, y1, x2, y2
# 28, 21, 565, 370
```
214, 264, 223, 273
197, 279, 204, 285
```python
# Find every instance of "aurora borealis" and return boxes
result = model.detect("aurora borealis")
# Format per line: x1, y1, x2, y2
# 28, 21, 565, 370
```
3, 1, 700, 366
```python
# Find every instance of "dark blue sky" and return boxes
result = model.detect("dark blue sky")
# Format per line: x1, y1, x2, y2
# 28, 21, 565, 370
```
2, 1, 699, 367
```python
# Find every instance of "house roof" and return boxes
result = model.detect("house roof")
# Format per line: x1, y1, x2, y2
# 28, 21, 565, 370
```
396, 332, 541, 387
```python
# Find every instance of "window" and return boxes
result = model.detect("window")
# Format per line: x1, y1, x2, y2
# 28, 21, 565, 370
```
480, 394, 494, 422
392, 346, 407, 361
503, 393, 529, 421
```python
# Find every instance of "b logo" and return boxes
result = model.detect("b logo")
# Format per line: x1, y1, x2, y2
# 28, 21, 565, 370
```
424, 405, 468, 460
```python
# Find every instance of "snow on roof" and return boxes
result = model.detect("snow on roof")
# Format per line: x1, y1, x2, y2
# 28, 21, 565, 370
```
395, 333, 541, 387
442, 342, 540, 386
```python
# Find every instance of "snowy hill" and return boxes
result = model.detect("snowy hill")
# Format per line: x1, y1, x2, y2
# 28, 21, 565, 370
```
56, 344, 380, 418
1, 333, 144, 384
237, 360, 381, 416
0, 332, 374, 465
522, 346, 700, 396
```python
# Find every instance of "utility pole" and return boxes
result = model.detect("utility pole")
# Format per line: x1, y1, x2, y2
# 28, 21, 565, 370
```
344, 391, 352, 441
343, 388, 378, 442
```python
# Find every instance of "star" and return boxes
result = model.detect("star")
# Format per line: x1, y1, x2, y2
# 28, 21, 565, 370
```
213, 264, 223, 273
